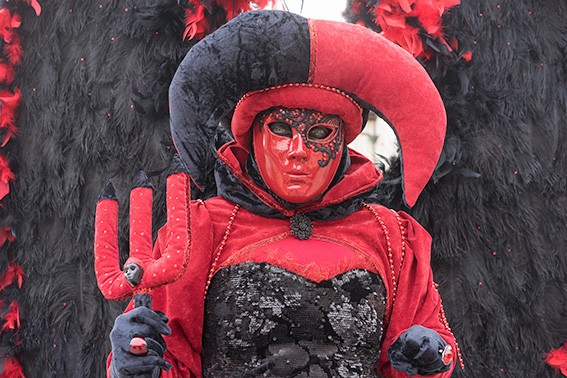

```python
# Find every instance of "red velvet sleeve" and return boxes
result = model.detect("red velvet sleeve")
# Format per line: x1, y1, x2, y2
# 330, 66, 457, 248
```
106, 200, 213, 378
377, 210, 458, 377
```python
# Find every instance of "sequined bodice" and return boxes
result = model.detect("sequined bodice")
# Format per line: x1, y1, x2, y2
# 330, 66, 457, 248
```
202, 262, 386, 377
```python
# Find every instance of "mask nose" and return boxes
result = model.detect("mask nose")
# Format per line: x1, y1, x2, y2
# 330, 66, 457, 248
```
288, 132, 308, 162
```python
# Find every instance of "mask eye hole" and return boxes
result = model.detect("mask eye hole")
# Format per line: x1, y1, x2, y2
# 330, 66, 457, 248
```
307, 124, 337, 142
268, 122, 292, 137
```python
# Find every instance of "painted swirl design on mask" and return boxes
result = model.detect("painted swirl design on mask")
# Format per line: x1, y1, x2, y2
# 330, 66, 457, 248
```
255, 107, 344, 167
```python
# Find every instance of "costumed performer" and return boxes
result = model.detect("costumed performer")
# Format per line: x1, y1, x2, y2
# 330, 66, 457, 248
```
95, 9, 461, 378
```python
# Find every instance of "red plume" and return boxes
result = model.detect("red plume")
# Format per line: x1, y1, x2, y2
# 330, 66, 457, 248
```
0, 263, 24, 291
183, 0, 276, 40
1, 301, 20, 331
0, 154, 15, 200
546, 342, 567, 376
221, 0, 274, 21
183, 1, 209, 40
0, 63, 14, 85
0, 89, 21, 146
0, 356, 25, 378
21, 0, 41, 16
4, 34, 22, 65
371, 0, 461, 59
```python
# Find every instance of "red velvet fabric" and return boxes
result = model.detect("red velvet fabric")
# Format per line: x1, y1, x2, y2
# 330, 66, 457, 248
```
107, 144, 456, 377
95, 173, 192, 300
231, 19, 446, 208
308, 19, 446, 207
217, 141, 383, 217
232, 84, 362, 152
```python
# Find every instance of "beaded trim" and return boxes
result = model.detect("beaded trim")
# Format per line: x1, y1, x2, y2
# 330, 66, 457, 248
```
393, 211, 407, 273
234, 83, 362, 112
363, 203, 397, 323
204, 203, 241, 295
434, 282, 465, 369
366, 204, 464, 369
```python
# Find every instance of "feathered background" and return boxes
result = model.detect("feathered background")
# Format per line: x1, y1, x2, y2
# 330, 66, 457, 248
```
0, 0, 564, 377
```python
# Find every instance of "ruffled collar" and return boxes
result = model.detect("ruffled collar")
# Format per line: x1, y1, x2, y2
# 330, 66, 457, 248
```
214, 141, 382, 221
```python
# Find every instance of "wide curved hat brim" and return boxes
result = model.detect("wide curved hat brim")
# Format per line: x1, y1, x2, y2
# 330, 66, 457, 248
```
169, 10, 446, 207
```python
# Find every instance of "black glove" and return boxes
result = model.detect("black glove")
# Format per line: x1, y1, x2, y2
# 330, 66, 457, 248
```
388, 325, 452, 376
110, 306, 172, 378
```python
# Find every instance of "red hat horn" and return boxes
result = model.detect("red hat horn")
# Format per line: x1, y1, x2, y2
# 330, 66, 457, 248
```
309, 19, 446, 207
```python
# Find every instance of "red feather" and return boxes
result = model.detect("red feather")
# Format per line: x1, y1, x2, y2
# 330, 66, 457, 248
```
0, 263, 23, 291
0, 356, 25, 378
4, 34, 22, 65
372, 0, 461, 59
0, 8, 21, 44
0, 89, 21, 146
0, 64, 14, 85
461, 50, 473, 62
0, 154, 15, 200
183, 0, 276, 40
183, 1, 209, 40
21, 0, 41, 16
546, 342, 567, 376
221, 0, 274, 21
0, 9, 14, 44
1, 302, 20, 331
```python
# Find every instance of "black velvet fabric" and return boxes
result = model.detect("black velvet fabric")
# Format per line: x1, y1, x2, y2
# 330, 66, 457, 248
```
388, 325, 450, 376
202, 263, 386, 377
169, 10, 311, 188
109, 306, 171, 377
346, 1, 567, 377
10, 1, 188, 376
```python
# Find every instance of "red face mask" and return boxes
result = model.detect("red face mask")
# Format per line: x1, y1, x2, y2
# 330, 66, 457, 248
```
252, 107, 345, 204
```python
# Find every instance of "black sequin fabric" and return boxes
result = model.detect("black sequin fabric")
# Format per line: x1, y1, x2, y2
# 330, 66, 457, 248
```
202, 263, 386, 377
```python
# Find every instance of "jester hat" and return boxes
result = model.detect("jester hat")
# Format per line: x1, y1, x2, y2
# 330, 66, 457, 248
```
169, 10, 446, 207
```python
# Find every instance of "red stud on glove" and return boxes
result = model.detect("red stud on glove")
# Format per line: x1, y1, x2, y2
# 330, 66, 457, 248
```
441, 345, 454, 365
129, 337, 148, 355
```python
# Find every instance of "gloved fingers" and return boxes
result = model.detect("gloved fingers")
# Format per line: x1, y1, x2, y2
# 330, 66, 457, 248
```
401, 334, 423, 360
111, 322, 160, 344
127, 307, 172, 336
116, 352, 172, 375
414, 339, 440, 366
145, 337, 166, 356
112, 312, 170, 340
153, 310, 169, 324
150, 365, 162, 378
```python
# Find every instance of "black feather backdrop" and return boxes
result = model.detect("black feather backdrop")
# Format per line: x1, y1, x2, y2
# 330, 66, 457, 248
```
8, 0, 190, 376
351, 0, 567, 376
2, 0, 566, 377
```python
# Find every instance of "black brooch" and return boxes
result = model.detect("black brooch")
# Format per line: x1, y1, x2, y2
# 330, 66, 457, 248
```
290, 213, 313, 240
